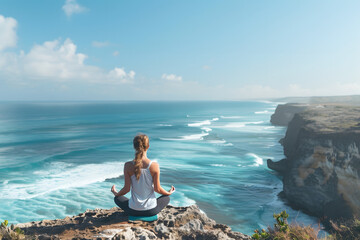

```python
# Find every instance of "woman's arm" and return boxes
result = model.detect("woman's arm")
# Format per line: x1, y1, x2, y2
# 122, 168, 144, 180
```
151, 162, 175, 196
111, 162, 131, 197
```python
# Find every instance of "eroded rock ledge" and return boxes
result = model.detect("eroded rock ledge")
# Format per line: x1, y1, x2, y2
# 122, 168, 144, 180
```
268, 104, 360, 219
16, 205, 250, 240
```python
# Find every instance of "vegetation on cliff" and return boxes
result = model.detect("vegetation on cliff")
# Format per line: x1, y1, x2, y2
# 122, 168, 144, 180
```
252, 211, 360, 240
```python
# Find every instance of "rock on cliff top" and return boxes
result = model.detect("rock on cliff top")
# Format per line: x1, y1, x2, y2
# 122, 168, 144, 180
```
16, 205, 250, 240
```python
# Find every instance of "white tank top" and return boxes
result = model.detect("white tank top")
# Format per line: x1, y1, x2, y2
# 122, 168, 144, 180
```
128, 161, 157, 210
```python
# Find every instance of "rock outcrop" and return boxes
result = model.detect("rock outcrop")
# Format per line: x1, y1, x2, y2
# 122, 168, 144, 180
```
268, 104, 360, 219
16, 205, 250, 240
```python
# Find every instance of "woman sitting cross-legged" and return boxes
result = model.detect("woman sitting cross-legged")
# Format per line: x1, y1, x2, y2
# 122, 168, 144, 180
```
111, 134, 175, 216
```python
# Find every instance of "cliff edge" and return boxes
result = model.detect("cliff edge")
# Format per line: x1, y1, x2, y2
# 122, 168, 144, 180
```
268, 104, 360, 219
15, 205, 250, 240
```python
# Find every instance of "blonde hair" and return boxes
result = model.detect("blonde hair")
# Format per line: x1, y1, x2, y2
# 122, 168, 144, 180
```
133, 134, 150, 180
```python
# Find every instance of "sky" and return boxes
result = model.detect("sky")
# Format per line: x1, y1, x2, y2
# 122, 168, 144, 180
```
0, 0, 359, 101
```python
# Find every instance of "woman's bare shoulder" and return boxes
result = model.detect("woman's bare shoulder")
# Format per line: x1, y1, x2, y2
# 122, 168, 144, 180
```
149, 161, 159, 171
124, 161, 134, 170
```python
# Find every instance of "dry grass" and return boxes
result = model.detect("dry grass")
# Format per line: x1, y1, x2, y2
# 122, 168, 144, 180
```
267, 223, 321, 240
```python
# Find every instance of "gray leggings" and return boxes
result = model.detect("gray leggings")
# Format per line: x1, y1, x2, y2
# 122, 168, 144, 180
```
114, 195, 170, 216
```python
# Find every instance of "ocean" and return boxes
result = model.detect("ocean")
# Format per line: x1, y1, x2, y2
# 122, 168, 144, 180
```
0, 101, 318, 235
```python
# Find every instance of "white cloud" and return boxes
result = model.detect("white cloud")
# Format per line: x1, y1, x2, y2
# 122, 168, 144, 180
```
0, 38, 135, 84
22, 38, 101, 81
108, 67, 135, 83
113, 51, 119, 56
0, 15, 17, 51
162, 73, 182, 82
62, 0, 87, 17
92, 41, 109, 48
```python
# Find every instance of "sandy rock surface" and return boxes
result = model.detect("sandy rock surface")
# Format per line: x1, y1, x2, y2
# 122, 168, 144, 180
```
16, 205, 250, 240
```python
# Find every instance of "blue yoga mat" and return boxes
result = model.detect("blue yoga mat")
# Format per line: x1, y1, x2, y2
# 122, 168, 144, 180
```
128, 215, 158, 222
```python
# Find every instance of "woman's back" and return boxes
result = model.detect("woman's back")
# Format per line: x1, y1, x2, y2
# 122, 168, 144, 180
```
128, 161, 157, 210
112, 134, 175, 216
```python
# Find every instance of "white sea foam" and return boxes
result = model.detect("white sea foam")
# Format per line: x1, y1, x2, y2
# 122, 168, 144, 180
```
257, 100, 274, 104
171, 192, 196, 207
3, 180, 9, 185
220, 116, 243, 119
247, 153, 264, 167
263, 126, 275, 129
215, 121, 264, 129
219, 123, 245, 128
188, 120, 211, 127
201, 127, 212, 132
160, 132, 209, 141
207, 139, 227, 144
157, 124, 172, 127
224, 143, 234, 146
0, 161, 124, 200
210, 164, 225, 167
181, 133, 209, 140
188, 117, 219, 127
255, 110, 271, 114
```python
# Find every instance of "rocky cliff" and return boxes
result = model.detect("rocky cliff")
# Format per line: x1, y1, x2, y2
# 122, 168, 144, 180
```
268, 104, 360, 219
270, 103, 309, 126
16, 205, 250, 240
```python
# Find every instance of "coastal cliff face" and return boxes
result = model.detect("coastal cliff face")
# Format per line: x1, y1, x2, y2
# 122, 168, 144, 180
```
16, 205, 250, 240
268, 104, 360, 219
270, 103, 309, 126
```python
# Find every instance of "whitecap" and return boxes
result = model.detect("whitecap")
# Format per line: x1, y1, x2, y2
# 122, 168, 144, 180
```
157, 124, 172, 127
246, 153, 264, 167
207, 139, 227, 144
201, 127, 212, 132
218, 123, 245, 128
0, 161, 125, 200
224, 143, 234, 146
220, 116, 243, 119
215, 121, 264, 129
210, 164, 225, 167
257, 100, 274, 104
212, 117, 219, 121
255, 110, 271, 114
3, 180, 9, 185
188, 120, 211, 127
170, 192, 196, 207
160, 132, 209, 141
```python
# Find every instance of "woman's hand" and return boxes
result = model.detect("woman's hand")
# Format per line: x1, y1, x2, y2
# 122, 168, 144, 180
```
168, 185, 175, 195
111, 185, 118, 196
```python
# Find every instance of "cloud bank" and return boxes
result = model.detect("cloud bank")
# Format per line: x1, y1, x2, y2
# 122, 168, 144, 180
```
0, 14, 135, 85
0, 15, 17, 51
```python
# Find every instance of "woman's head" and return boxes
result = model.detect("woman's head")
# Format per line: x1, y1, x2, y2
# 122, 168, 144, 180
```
133, 134, 149, 153
133, 134, 149, 180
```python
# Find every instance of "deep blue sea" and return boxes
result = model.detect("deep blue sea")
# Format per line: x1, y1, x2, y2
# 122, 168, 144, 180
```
0, 101, 318, 234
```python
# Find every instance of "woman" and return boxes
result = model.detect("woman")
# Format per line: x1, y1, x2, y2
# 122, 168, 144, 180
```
111, 134, 175, 216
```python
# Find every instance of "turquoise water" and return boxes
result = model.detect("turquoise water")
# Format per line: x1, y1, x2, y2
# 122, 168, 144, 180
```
0, 101, 318, 234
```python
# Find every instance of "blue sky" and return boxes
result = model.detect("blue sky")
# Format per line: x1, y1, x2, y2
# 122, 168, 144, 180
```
0, 0, 359, 100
